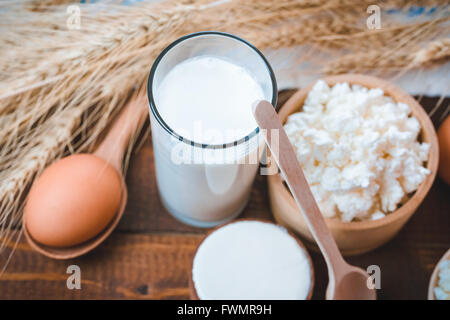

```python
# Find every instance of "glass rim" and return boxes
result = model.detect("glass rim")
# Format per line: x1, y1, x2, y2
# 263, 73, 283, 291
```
147, 31, 278, 150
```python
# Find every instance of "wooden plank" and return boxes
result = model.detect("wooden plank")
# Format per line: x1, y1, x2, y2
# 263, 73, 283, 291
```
1, 181, 448, 301
0, 233, 203, 299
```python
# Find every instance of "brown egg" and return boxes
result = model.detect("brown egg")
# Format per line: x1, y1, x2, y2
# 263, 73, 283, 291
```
24, 154, 122, 247
438, 115, 450, 186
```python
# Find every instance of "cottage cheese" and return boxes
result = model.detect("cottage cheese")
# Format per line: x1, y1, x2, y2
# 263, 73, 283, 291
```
434, 260, 450, 300
284, 80, 430, 222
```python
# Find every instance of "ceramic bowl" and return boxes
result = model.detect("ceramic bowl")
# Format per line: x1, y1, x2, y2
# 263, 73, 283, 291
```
428, 248, 450, 300
189, 218, 314, 300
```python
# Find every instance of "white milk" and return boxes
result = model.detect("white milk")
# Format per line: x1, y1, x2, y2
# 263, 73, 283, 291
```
151, 56, 265, 227
157, 56, 264, 144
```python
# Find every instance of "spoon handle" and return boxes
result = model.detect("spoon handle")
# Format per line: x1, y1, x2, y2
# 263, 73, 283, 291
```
253, 100, 346, 271
94, 93, 148, 171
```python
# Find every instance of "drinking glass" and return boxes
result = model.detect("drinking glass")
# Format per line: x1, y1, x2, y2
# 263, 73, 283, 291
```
147, 31, 277, 227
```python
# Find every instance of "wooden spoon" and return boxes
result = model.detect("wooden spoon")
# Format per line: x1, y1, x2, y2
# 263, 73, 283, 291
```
23, 93, 148, 259
253, 100, 376, 300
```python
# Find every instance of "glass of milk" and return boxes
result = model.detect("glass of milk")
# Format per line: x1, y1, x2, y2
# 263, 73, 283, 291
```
147, 31, 277, 227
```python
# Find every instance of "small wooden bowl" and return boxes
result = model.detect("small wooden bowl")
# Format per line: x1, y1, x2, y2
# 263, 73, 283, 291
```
428, 248, 450, 300
268, 74, 439, 256
189, 218, 314, 300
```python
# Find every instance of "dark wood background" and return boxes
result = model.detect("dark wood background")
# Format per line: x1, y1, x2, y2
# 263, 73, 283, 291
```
0, 90, 449, 300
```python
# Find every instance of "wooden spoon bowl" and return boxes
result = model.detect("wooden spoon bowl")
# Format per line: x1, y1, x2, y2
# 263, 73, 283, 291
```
268, 74, 439, 256
23, 94, 148, 259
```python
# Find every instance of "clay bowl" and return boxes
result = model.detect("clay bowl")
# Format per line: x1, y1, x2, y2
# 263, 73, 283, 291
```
268, 74, 439, 256
428, 248, 450, 300
189, 218, 314, 300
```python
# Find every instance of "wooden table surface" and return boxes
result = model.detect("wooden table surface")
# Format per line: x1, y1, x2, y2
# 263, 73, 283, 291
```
0, 90, 449, 300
